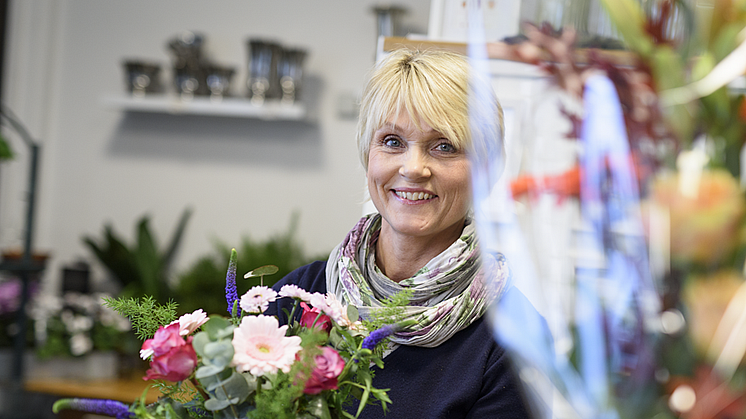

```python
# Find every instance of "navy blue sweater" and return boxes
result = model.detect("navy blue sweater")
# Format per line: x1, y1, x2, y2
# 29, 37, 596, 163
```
268, 261, 533, 419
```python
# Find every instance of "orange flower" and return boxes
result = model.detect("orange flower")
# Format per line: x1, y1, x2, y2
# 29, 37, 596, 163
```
649, 169, 745, 265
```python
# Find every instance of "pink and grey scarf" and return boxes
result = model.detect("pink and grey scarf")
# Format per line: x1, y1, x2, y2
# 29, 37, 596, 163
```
326, 213, 510, 348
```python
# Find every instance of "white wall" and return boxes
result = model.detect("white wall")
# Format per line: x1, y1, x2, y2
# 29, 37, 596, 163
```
0, 0, 431, 292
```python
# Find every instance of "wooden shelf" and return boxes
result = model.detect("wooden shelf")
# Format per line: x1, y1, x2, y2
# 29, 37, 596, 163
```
25, 377, 160, 404
381, 36, 638, 67
103, 94, 307, 121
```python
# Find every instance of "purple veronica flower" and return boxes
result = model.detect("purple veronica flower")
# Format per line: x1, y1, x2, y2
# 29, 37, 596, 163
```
225, 248, 240, 317
53, 398, 132, 419
186, 405, 210, 417
362, 325, 396, 351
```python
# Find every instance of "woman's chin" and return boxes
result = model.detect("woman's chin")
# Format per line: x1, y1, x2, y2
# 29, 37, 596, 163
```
384, 217, 464, 241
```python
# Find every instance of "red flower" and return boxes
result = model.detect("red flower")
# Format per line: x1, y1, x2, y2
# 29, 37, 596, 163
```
142, 323, 184, 357
299, 302, 332, 333
144, 340, 198, 382
142, 324, 198, 382
303, 347, 345, 395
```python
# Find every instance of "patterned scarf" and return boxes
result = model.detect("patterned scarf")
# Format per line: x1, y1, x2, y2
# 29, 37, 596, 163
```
326, 213, 510, 348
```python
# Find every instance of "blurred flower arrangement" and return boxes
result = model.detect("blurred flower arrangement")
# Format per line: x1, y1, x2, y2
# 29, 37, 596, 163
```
30, 291, 132, 358
496, 0, 746, 418
53, 249, 398, 419
0, 277, 38, 348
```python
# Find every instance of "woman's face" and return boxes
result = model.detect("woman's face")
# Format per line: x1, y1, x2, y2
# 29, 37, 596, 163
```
367, 112, 471, 242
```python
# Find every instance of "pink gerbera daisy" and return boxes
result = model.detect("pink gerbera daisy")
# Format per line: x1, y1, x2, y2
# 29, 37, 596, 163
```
239, 286, 278, 314
232, 315, 302, 376
170, 309, 209, 336
278, 284, 312, 302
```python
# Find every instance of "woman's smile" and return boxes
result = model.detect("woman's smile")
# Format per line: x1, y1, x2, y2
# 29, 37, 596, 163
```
392, 188, 436, 203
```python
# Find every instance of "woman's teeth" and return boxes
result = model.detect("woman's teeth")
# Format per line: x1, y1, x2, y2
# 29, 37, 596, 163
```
395, 191, 433, 201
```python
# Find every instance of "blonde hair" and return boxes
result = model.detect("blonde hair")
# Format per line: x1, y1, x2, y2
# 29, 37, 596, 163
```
356, 49, 504, 171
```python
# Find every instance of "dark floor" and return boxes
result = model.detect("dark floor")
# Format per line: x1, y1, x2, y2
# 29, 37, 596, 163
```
0, 383, 59, 419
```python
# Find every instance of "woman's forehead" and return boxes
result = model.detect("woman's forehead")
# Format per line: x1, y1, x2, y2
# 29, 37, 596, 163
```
378, 112, 437, 133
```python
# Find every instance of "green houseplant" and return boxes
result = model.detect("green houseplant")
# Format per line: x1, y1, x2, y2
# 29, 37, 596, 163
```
83, 208, 192, 303
175, 213, 327, 316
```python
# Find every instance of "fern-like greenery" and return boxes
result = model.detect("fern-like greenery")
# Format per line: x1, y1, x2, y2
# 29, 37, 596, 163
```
102, 296, 178, 341
361, 288, 413, 333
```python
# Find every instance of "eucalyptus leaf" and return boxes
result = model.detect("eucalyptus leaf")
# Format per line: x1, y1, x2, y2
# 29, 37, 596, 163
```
329, 327, 343, 348
211, 371, 251, 404
202, 356, 229, 371
215, 405, 254, 419
216, 326, 235, 340
204, 340, 234, 360
199, 373, 219, 388
347, 305, 359, 322
240, 372, 258, 393
203, 398, 231, 411
196, 364, 225, 379
348, 328, 367, 338
191, 332, 210, 357
203, 317, 234, 340
243, 265, 279, 278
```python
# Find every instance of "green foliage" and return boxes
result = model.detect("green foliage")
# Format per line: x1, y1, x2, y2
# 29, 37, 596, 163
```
175, 213, 327, 315
0, 133, 13, 160
244, 265, 279, 281
249, 373, 303, 419
190, 316, 256, 419
131, 393, 193, 419
249, 330, 328, 419
102, 296, 178, 341
33, 291, 138, 359
83, 208, 192, 303
602, 0, 746, 176
361, 288, 413, 333
599, 0, 654, 56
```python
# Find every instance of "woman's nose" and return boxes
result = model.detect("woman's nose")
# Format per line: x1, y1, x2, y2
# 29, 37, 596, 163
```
399, 150, 431, 180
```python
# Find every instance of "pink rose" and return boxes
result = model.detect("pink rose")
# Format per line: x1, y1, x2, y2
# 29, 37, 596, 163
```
299, 302, 332, 333
142, 323, 184, 358
141, 324, 197, 382
303, 347, 346, 395
144, 338, 198, 382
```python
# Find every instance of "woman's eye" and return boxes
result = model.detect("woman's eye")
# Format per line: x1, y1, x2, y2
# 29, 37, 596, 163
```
383, 136, 403, 148
434, 142, 456, 153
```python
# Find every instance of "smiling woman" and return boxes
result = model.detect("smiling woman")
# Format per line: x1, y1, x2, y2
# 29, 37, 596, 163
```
267, 49, 534, 419
367, 112, 472, 282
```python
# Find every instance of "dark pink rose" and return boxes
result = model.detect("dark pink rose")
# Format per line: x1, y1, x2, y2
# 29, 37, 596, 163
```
143, 336, 198, 382
303, 347, 345, 395
299, 302, 332, 333
142, 323, 184, 357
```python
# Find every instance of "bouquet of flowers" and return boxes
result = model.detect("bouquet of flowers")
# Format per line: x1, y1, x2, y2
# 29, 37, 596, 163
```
53, 249, 395, 419
30, 291, 133, 358
0, 277, 38, 348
